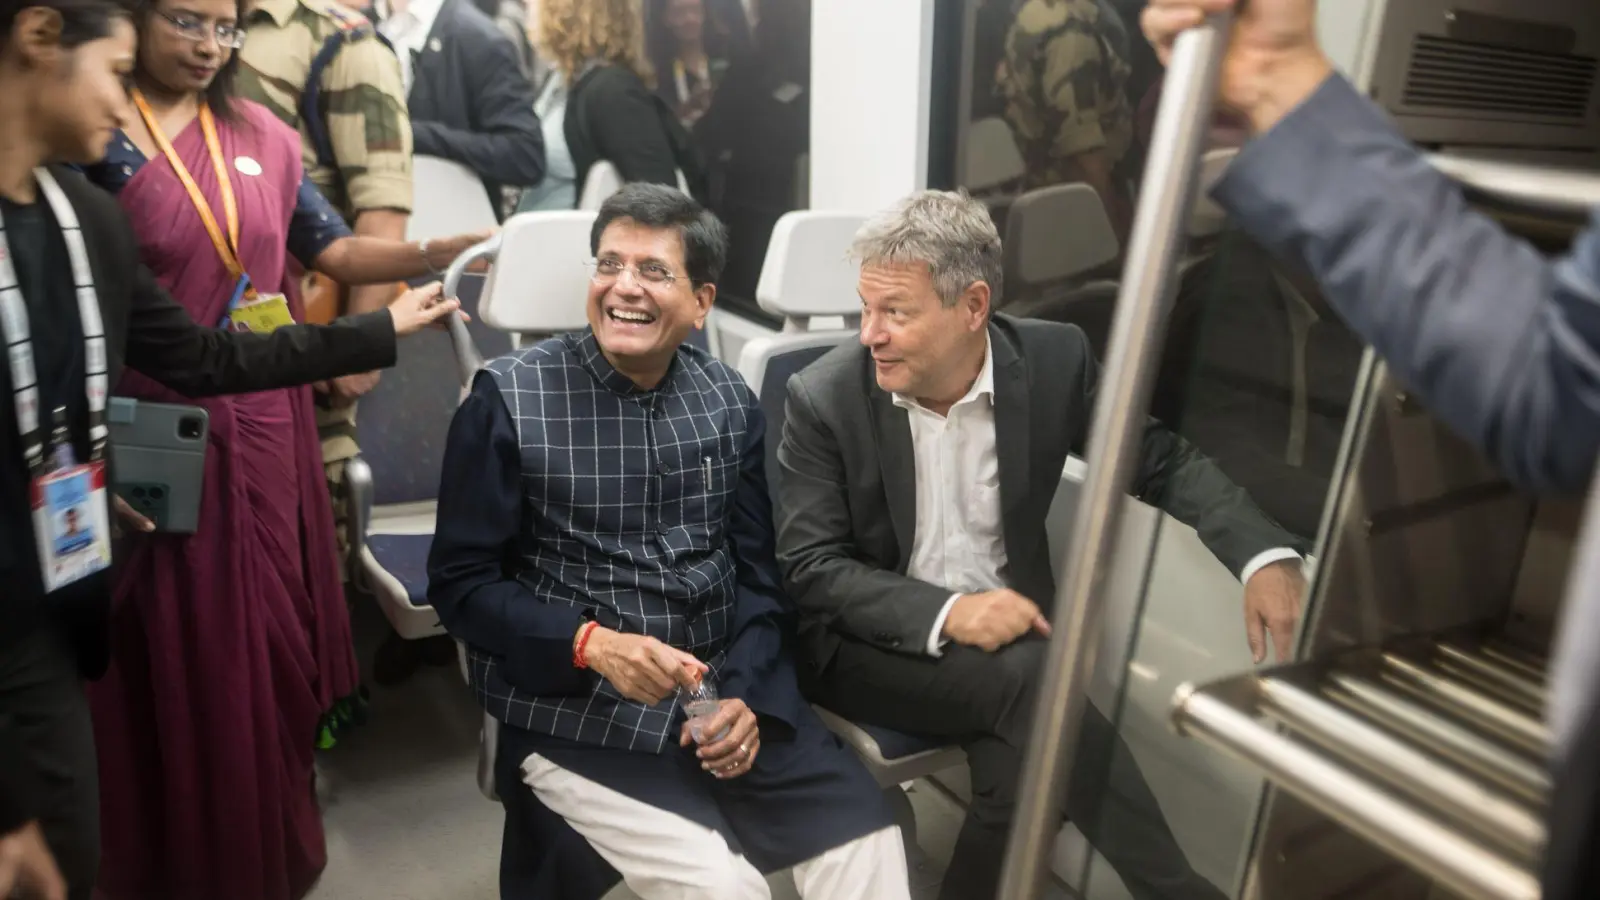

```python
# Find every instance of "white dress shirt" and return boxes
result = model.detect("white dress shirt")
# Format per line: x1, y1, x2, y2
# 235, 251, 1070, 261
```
899, 334, 1301, 657
897, 337, 1008, 656
375, 0, 444, 93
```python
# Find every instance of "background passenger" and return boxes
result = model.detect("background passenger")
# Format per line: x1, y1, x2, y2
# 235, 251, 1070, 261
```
375, 0, 544, 218
235, 0, 415, 716
470, 0, 540, 81
0, 4, 459, 896
775, 190, 1307, 900
540, 0, 709, 204
645, 0, 731, 128
80, 0, 487, 896
692, 0, 810, 302
429, 184, 909, 900
998, 0, 1137, 243
515, 0, 580, 213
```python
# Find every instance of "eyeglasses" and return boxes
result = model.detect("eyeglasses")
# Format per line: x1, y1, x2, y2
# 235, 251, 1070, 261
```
585, 258, 682, 288
155, 10, 247, 49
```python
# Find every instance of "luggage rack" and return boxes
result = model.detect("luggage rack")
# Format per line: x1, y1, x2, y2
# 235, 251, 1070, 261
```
1171, 635, 1550, 900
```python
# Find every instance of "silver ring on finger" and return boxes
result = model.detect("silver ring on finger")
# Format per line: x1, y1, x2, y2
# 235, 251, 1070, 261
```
739, 742, 750, 757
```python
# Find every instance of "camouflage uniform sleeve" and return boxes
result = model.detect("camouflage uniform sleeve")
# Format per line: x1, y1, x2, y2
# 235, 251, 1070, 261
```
1040, 24, 1109, 159
320, 33, 413, 214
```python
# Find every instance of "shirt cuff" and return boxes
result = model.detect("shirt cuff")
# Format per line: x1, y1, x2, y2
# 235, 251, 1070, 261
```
927, 593, 962, 657
1240, 548, 1303, 586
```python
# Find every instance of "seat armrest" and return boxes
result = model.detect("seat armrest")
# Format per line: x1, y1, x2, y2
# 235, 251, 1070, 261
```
345, 454, 375, 587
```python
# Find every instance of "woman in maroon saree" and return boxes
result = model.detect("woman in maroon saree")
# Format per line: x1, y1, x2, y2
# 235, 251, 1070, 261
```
82, 1, 486, 896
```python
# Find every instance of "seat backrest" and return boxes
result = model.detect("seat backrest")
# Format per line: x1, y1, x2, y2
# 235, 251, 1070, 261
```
737, 332, 857, 496
408, 155, 498, 243
578, 161, 624, 210
578, 161, 691, 210
754, 210, 869, 327
1002, 183, 1120, 293
964, 116, 1027, 194
479, 210, 598, 335
357, 276, 513, 506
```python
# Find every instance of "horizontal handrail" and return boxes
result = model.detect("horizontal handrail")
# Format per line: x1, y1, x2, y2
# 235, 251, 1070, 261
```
440, 234, 500, 390
1257, 679, 1544, 861
1429, 153, 1600, 222
1173, 682, 1541, 900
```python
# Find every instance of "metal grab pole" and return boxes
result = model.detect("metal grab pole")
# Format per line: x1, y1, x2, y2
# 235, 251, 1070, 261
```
995, 15, 1233, 898
441, 233, 501, 390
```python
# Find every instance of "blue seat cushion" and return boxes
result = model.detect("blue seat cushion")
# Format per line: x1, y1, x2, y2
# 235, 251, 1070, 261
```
368, 533, 433, 608
861, 723, 951, 761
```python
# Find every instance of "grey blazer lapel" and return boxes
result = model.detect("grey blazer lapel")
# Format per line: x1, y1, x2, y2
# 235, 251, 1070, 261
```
869, 384, 918, 568
992, 325, 1031, 523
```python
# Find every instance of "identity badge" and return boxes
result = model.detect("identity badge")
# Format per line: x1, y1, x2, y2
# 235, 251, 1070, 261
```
31, 462, 113, 593
228, 292, 296, 334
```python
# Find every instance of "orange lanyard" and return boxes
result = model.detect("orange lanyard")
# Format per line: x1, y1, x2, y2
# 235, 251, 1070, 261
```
131, 90, 252, 296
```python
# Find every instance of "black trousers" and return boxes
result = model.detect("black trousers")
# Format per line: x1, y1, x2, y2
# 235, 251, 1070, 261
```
0, 625, 99, 900
805, 634, 1227, 900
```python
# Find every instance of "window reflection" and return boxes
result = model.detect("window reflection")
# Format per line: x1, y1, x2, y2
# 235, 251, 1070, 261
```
687, 0, 812, 315
950, 0, 1363, 545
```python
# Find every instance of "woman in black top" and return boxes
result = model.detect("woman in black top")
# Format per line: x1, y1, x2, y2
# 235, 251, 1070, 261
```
540, 0, 708, 204
0, 1, 459, 896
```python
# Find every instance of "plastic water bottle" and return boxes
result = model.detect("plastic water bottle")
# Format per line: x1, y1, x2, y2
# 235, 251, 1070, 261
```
682, 679, 725, 743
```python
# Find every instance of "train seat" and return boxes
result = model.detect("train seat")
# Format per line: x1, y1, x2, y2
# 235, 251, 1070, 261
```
577, 160, 693, 211
475, 209, 596, 348
476, 206, 708, 353
811, 707, 966, 789
734, 209, 867, 487
965, 116, 1027, 197
406, 155, 497, 243
1001, 181, 1121, 316
734, 210, 967, 851
346, 274, 508, 645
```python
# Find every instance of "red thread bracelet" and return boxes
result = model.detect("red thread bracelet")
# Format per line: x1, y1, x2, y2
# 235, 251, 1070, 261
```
573, 621, 599, 669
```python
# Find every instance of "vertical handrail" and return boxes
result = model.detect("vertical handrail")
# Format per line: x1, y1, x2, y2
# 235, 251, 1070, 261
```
996, 15, 1233, 898
441, 233, 501, 390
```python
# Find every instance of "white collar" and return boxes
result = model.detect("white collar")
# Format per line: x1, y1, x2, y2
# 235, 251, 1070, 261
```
379, 0, 444, 35
892, 332, 995, 414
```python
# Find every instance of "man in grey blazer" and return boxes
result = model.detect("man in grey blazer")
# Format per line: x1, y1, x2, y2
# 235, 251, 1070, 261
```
773, 190, 1306, 900
1145, 2, 1600, 897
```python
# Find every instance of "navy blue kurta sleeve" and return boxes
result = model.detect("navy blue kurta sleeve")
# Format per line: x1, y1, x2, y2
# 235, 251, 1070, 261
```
428, 371, 593, 697
718, 394, 803, 735
287, 176, 353, 270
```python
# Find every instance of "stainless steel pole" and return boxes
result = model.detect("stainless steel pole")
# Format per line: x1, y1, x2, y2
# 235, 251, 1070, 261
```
994, 14, 1233, 898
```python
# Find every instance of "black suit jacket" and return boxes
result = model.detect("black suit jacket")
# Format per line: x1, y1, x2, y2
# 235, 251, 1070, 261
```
0, 165, 399, 676
774, 314, 1301, 669
406, 0, 544, 195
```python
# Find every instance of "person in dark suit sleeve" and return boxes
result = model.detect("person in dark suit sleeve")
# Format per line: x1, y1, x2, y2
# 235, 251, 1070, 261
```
0, 4, 463, 893
774, 190, 1307, 900
378, 0, 545, 208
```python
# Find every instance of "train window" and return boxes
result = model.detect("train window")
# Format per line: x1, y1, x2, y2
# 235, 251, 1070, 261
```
930, 2, 1370, 895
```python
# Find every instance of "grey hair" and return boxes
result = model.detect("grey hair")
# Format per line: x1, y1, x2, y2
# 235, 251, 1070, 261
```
849, 190, 1004, 308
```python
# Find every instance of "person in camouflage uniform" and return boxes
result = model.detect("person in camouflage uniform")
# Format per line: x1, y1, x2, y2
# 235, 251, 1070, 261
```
236, 0, 415, 740
997, 0, 1136, 242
